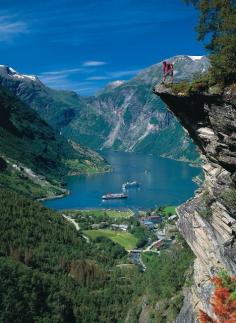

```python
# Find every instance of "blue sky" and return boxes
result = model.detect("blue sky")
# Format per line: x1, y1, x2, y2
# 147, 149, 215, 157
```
0, 0, 205, 95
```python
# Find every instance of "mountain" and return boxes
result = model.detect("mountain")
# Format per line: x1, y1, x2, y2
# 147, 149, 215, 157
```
97, 80, 125, 94
87, 56, 209, 156
0, 86, 109, 198
0, 56, 210, 162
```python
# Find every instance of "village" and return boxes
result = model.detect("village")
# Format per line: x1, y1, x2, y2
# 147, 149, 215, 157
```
64, 206, 178, 271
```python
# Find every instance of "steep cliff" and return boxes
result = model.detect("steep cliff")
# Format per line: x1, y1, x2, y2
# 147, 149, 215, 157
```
153, 84, 236, 322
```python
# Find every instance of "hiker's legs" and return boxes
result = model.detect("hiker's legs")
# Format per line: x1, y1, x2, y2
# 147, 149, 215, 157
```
162, 73, 167, 83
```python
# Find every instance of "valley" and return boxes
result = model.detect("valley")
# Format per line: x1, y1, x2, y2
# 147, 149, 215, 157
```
0, 56, 203, 322
1, 0, 236, 321
0, 55, 209, 164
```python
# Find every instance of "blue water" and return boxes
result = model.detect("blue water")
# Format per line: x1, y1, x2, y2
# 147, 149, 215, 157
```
43, 151, 200, 210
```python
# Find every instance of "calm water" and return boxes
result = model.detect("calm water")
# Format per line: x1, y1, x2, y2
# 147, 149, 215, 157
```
43, 151, 200, 210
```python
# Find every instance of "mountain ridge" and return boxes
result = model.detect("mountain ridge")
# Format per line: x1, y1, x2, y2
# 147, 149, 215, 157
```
0, 55, 210, 162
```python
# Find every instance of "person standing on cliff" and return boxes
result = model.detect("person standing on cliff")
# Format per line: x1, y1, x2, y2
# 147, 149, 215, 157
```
162, 61, 174, 84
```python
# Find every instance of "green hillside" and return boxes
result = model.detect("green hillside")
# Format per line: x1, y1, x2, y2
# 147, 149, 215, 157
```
0, 188, 194, 323
0, 188, 132, 323
134, 121, 199, 162
0, 87, 109, 198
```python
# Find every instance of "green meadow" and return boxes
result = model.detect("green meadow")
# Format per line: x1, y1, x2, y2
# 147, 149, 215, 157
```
84, 229, 138, 250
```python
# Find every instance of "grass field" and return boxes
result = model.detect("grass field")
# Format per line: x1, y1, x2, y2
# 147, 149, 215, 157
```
84, 229, 138, 250
162, 206, 176, 216
141, 252, 157, 266
67, 209, 133, 219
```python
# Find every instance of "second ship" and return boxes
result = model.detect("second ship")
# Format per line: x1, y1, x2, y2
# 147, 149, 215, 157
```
102, 181, 140, 200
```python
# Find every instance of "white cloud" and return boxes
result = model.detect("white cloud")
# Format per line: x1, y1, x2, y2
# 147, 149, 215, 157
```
109, 69, 141, 78
40, 67, 82, 76
87, 76, 110, 80
38, 64, 142, 95
38, 70, 95, 94
87, 69, 142, 82
73, 86, 97, 95
39, 74, 66, 84
0, 15, 28, 42
39, 67, 83, 87
82, 60, 107, 67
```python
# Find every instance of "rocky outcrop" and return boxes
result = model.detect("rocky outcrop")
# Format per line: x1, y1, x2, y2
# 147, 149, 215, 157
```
154, 84, 236, 321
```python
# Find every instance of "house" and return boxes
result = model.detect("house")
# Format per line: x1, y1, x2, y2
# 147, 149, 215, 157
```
91, 222, 108, 229
142, 220, 155, 230
111, 224, 128, 231
168, 214, 177, 221
91, 223, 100, 229
140, 215, 162, 225
156, 229, 166, 239
150, 240, 164, 250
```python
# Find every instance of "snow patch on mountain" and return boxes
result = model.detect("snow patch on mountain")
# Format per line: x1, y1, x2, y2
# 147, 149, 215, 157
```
9, 67, 17, 73
109, 80, 125, 88
0, 65, 38, 82
188, 55, 204, 61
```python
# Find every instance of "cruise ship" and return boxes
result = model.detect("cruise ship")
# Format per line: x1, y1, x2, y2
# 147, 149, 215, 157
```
102, 193, 128, 200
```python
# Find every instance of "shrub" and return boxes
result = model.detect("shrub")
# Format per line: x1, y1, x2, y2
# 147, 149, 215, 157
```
199, 273, 236, 323
220, 189, 236, 217
198, 191, 213, 218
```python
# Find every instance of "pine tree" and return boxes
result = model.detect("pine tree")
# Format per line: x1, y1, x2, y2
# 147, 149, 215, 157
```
185, 0, 236, 85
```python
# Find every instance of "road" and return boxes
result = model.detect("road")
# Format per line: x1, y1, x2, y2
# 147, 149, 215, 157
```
128, 239, 163, 254
145, 239, 164, 251
128, 240, 163, 272
62, 214, 90, 243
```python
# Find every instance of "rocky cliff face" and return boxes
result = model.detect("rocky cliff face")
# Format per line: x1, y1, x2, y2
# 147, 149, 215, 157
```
154, 84, 236, 321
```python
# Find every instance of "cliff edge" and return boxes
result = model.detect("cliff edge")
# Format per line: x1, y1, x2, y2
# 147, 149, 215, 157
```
153, 84, 236, 322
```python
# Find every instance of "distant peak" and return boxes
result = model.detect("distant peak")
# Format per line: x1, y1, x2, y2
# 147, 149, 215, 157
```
98, 80, 125, 94
159, 55, 205, 64
0, 65, 38, 82
108, 80, 125, 89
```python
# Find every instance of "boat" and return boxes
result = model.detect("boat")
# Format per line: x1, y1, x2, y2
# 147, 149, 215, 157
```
122, 181, 140, 190
102, 193, 128, 200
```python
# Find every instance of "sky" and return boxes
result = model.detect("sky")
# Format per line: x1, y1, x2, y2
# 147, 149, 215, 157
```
0, 0, 206, 95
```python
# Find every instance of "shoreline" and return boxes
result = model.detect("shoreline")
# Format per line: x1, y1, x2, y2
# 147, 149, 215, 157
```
67, 166, 112, 177
63, 207, 134, 213
37, 190, 70, 202
103, 149, 201, 167
160, 153, 202, 168
38, 167, 112, 202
